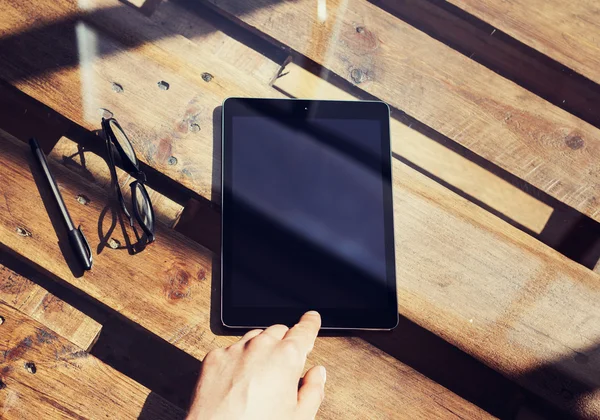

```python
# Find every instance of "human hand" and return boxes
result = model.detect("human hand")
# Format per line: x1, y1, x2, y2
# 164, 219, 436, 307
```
186, 311, 326, 420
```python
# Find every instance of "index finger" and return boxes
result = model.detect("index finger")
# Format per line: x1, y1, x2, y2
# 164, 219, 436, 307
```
283, 311, 321, 355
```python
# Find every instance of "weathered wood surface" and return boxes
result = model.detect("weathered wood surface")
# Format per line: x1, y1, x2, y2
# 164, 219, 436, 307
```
374, 0, 600, 130
393, 163, 600, 418
0, 0, 283, 210
0, 301, 184, 419
273, 62, 554, 234
151, 0, 283, 86
0, 130, 493, 418
2, 0, 600, 416
447, 0, 600, 87
205, 0, 600, 223
5, 108, 597, 417
0, 263, 101, 351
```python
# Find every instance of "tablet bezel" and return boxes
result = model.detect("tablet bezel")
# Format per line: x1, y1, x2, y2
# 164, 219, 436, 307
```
221, 98, 398, 330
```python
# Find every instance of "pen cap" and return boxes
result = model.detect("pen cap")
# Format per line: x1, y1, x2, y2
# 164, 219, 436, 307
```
68, 227, 93, 270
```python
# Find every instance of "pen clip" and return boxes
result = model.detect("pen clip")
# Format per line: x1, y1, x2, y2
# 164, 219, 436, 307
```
77, 225, 93, 266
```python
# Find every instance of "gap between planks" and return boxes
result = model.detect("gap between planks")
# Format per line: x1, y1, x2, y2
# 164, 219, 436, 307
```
0, 262, 101, 351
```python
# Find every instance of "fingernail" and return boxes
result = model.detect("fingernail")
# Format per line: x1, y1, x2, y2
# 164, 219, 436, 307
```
319, 366, 327, 383
306, 310, 319, 316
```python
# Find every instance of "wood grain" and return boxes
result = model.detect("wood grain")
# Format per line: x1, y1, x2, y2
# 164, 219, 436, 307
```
374, 0, 600, 131
446, 0, 600, 86
205, 0, 600, 222
392, 159, 600, 418
0, 263, 101, 351
0, 301, 184, 420
273, 62, 554, 234
0, 0, 283, 206
0, 130, 492, 418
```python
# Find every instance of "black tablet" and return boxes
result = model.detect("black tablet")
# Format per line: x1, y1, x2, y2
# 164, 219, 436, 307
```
221, 98, 398, 330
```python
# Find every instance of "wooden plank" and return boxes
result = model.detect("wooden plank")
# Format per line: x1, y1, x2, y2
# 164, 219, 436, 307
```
273, 62, 554, 234
0, 0, 284, 205
0, 132, 492, 418
49, 136, 184, 228
205, 0, 600, 223
391, 160, 600, 418
0, 301, 184, 419
446, 0, 600, 87
0, 263, 101, 351
374, 0, 600, 131
151, 0, 283, 86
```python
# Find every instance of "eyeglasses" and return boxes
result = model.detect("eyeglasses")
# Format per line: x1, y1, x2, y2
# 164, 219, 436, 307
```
102, 117, 156, 244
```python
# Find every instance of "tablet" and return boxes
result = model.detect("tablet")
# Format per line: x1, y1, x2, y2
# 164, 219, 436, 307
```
221, 98, 398, 330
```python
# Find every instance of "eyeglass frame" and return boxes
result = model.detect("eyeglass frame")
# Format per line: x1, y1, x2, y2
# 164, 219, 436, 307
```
101, 117, 156, 244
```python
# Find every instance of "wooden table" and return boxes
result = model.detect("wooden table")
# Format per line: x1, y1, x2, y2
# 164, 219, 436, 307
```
1, 0, 599, 418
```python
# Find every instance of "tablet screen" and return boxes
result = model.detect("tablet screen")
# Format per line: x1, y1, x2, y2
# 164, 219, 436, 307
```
222, 99, 397, 329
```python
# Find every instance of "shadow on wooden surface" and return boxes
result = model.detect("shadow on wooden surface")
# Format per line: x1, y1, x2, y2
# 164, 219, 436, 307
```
168, 0, 289, 66
372, 0, 600, 131
389, 119, 600, 271
211, 106, 223, 204
360, 317, 582, 420
518, 342, 600, 419
138, 392, 187, 420
120, 0, 164, 17
0, 80, 69, 150
1, 4, 598, 417
173, 106, 223, 253
0, 249, 202, 410
1, 241, 572, 419
0, 0, 286, 86
209, 253, 227, 336
359, 317, 524, 418
3, 0, 600, 271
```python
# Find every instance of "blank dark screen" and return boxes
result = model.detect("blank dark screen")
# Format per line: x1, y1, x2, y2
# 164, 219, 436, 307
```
229, 116, 388, 308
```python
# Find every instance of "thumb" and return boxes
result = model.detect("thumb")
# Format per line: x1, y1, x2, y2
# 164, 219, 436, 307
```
296, 365, 326, 420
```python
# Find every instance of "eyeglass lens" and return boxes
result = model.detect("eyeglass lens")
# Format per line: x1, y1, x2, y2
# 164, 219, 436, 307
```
109, 119, 137, 164
135, 184, 154, 232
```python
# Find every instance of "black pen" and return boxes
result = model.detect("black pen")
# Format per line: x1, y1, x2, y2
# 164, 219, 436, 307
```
30, 138, 93, 270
